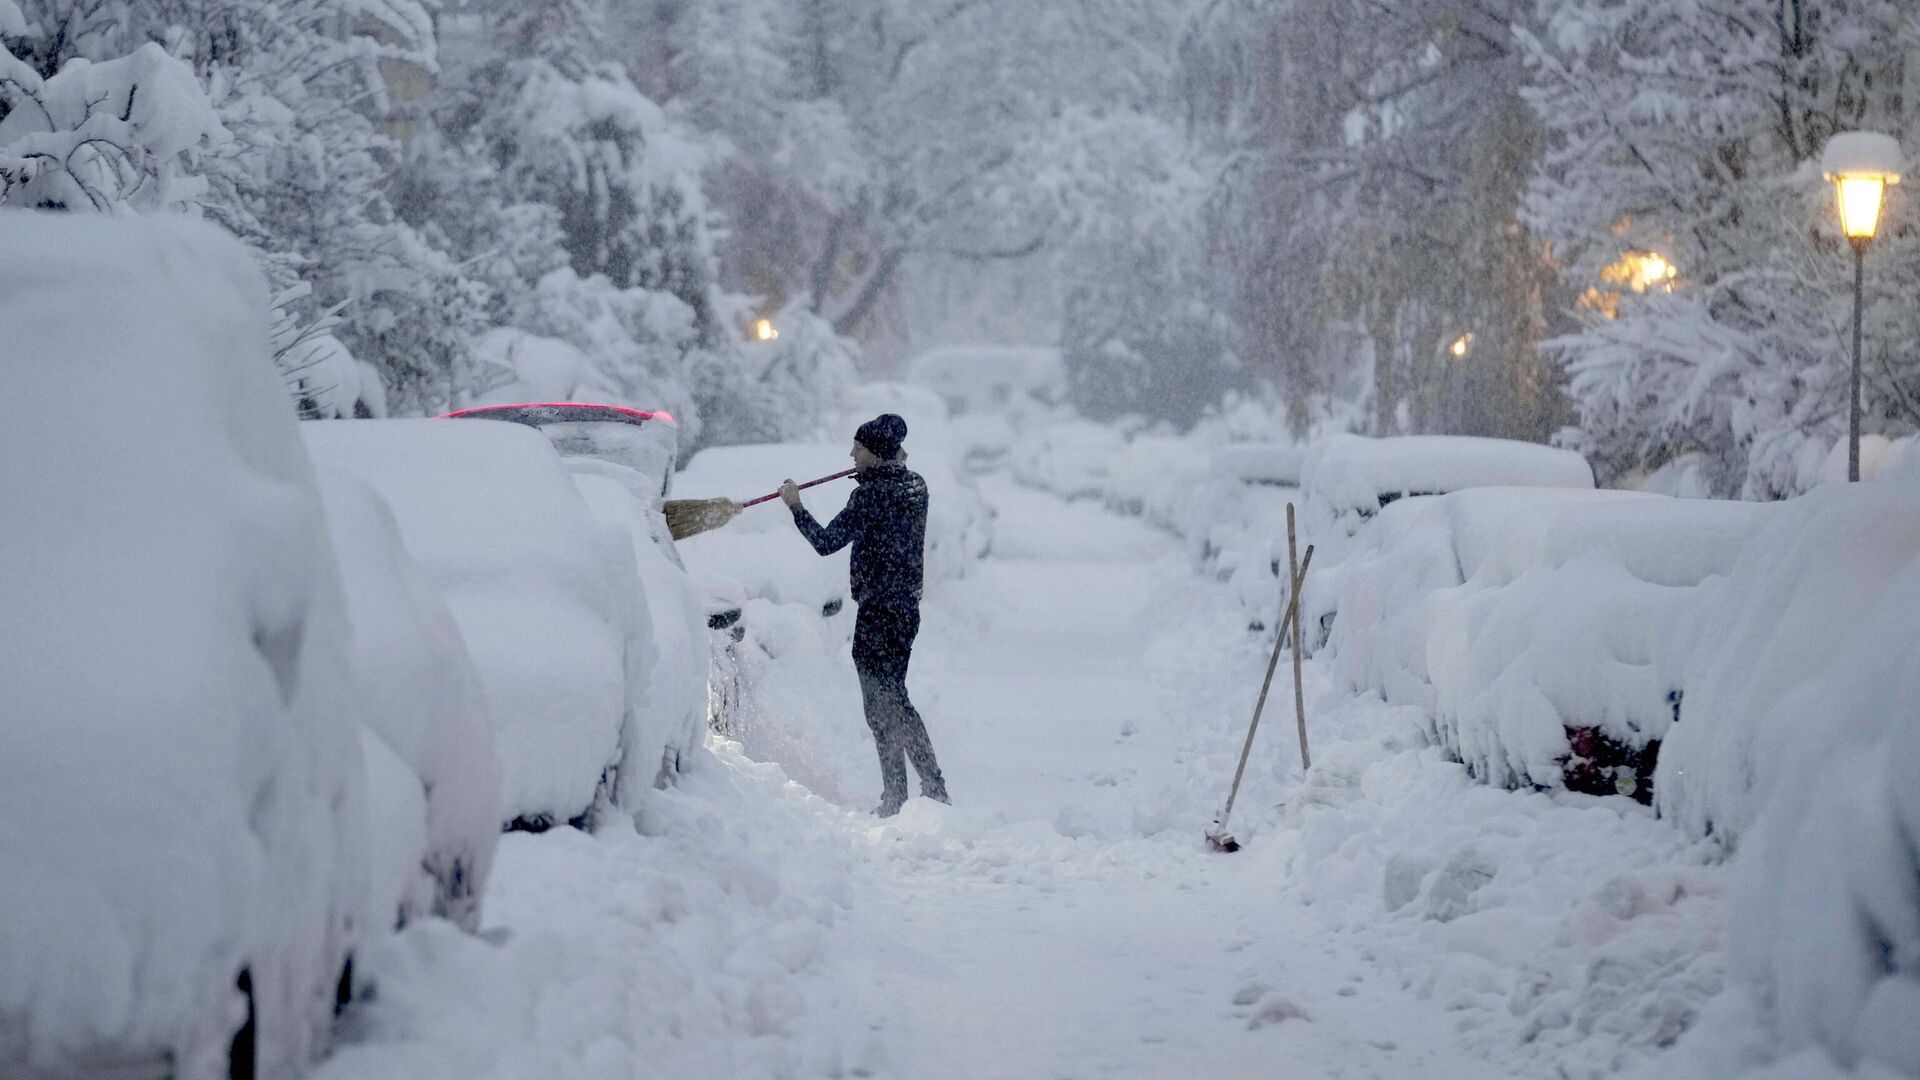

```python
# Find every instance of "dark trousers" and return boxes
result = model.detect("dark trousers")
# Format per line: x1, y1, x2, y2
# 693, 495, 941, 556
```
852, 603, 946, 805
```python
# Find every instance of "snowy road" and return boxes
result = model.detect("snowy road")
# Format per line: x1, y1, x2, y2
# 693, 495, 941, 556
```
324, 478, 1724, 1079
840, 478, 1506, 1079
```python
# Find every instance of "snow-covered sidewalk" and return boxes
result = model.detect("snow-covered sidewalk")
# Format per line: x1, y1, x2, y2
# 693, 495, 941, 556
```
322, 478, 1728, 1079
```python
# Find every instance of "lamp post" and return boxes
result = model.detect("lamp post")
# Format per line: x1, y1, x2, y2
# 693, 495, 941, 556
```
1821, 132, 1903, 482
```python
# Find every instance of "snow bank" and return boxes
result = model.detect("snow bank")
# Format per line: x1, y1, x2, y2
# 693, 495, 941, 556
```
0, 213, 365, 1076
312, 469, 501, 932
302, 419, 634, 828
314, 746, 885, 1079
1651, 479, 1920, 1076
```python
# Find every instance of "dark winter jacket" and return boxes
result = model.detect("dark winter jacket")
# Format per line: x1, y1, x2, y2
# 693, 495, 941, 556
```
791, 462, 927, 608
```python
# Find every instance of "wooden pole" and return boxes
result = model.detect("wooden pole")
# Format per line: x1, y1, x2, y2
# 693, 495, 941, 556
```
1287, 502, 1311, 771
1217, 545, 1315, 825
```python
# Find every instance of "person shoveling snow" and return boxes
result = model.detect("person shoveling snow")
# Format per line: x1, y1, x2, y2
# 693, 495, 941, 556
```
780, 413, 951, 817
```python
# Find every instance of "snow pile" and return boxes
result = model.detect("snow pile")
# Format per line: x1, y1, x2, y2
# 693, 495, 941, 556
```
315, 747, 888, 1080
303, 420, 636, 828
1316, 488, 1759, 796
1649, 479, 1920, 1077
0, 213, 365, 1076
1815, 433, 1919, 486
311, 469, 501, 933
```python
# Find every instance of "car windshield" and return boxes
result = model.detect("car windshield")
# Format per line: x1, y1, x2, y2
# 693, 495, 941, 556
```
540, 420, 678, 499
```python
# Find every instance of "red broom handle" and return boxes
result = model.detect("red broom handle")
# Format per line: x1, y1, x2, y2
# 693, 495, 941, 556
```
740, 468, 857, 508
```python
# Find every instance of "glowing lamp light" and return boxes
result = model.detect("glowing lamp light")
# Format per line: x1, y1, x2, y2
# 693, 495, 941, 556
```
1821, 132, 1903, 243
1635, 253, 1674, 291
753, 318, 779, 342
1448, 333, 1473, 358
1820, 132, 1904, 484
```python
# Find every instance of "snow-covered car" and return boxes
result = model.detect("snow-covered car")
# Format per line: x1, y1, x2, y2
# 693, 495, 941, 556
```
303, 419, 643, 831
1189, 442, 1307, 631
1301, 433, 1596, 548
1313, 486, 1764, 802
1010, 416, 1129, 501
907, 343, 1067, 416
440, 402, 712, 775
310, 468, 501, 933
1, 215, 368, 1079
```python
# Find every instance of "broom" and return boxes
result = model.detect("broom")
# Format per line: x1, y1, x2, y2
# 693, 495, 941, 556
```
664, 468, 857, 541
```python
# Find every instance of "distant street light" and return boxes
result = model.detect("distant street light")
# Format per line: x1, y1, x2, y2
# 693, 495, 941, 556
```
1821, 132, 1903, 482
753, 317, 779, 342
1449, 332, 1473, 359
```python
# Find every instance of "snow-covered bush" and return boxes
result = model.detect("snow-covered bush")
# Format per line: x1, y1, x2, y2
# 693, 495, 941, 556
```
302, 419, 639, 830
0, 40, 223, 211
310, 468, 501, 933
1650, 479, 1920, 1075
0, 213, 366, 1078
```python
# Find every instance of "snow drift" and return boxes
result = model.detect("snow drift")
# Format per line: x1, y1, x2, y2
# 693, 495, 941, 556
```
1652, 480, 1920, 1077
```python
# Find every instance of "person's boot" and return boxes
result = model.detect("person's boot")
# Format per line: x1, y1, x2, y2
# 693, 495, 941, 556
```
922, 784, 950, 806
872, 797, 905, 818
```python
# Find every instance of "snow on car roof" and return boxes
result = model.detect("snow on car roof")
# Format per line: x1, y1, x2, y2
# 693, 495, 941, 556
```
1304, 433, 1594, 514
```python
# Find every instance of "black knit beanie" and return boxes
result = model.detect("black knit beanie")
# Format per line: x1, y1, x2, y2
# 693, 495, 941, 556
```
855, 413, 908, 460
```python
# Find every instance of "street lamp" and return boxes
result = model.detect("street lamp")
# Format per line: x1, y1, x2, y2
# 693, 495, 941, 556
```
1821, 131, 1903, 481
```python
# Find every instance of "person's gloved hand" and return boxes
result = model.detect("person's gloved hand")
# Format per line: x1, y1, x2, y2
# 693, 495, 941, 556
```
779, 479, 800, 507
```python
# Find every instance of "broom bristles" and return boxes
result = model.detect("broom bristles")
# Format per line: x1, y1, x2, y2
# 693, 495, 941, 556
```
664, 497, 742, 541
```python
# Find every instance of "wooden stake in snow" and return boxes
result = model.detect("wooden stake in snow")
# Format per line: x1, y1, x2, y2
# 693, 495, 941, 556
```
1206, 539, 1315, 853
1287, 502, 1311, 771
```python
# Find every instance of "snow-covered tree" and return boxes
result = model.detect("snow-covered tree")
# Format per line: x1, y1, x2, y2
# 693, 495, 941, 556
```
1523, 0, 1920, 497
1188, 0, 1568, 441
